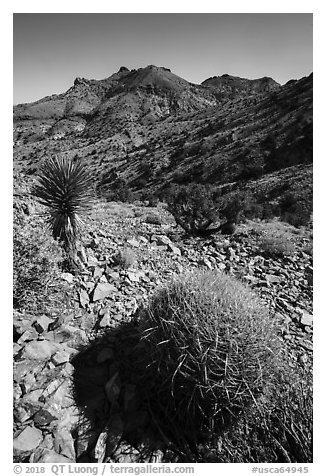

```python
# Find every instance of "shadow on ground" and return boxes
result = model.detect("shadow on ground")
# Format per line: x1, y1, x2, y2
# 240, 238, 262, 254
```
71, 321, 169, 463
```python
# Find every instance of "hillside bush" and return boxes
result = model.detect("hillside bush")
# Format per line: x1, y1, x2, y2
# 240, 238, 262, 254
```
105, 178, 135, 203
165, 183, 219, 234
136, 270, 283, 456
13, 211, 63, 311
279, 192, 312, 227
258, 224, 296, 257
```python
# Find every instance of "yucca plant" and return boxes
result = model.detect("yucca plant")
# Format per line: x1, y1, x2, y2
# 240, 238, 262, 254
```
33, 156, 94, 264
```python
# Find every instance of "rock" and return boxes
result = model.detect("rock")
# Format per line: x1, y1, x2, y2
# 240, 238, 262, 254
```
297, 309, 313, 327
32, 448, 73, 463
20, 372, 36, 394
99, 312, 111, 328
22, 340, 58, 361
126, 271, 144, 283
79, 289, 90, 308
92, 283, 117, 302
199, 257, 213, 269
265, 274, 282, 284
52, 351, 70, 365
17, 328, 39, 344
13, 426, 43, 453
54, 429, 76, 460
61, 272, 74, 283
168, 244, 181, 256
33, 315, 52, 334
243, 275, 259, 285
94, 430, 108, 463
107, 271, 120, 282
93, 266, 103, 279
22, 389, 43, 404
13, 343, 22, 356
217, 262, 226, 271
126, 238, 140, 248
298, 353, 309, 366
298, 339, 313, 352
87, 255, 99, 267
156, 235, 171, 246
139, 236, 148, 244
34, 409, 58, 428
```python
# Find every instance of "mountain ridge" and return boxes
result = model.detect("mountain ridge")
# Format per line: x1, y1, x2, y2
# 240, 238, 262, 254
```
13, 65, 313, 222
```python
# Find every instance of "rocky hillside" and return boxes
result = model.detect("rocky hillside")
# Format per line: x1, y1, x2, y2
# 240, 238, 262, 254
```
13, 65, 312, 218
13, 200, 313, 463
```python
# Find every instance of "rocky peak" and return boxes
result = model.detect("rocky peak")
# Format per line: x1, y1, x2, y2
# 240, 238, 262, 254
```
118, 66, 130, 74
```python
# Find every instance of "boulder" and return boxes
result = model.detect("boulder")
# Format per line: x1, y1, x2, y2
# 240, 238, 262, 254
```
22, 340, 58, 361
13, 426, 43, 453
92, 283, 117, 301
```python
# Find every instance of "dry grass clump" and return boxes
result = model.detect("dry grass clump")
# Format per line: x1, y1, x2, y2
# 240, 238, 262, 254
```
117, 247, 137, 269
13, 210, 63, 311
209, 368, 312, 463
137, 270, 283, 455
248, 220, 297, 257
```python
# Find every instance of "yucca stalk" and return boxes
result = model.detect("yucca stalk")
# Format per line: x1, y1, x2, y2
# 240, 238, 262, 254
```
33, 156, 94, 258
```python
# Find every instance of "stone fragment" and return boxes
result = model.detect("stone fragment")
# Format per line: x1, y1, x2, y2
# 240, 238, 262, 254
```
168, 244, 181, 256
13, 426, 43, 452
32, 448, 73, 463
17, 328, 39, 344
265, 274, 282, 284
34, 409, 58, 428
61, 272, 74, 283
54, 428, 76, 460
33, 315, 52, 334
99, 312, 111, 328
20, 372, 36, 394
156, 235, 171, 246
126, 238, 140, 248
93, 266, 103, 279
92, 282, 117, 301
79, 289, 90, 308
13, 343, 22, 356
52, 351, 70, 365
22, 340, 58, 361
126, 271, 142, 283
217, 262, 226, 271
298, 309, 313, 328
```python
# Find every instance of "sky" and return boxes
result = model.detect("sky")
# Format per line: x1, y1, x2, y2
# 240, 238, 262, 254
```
13, 13, 313, 105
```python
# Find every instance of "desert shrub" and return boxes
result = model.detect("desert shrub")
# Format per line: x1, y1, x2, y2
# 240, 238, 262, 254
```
165, 183, 219, 234
279, 192, 312, 227
13, 211, 63, 311
144, 212, 163, 225
116, 247, 137, 269
33, 156, 94, 258
258, 225, 296, 257
137, 270, 283, 456
219, 190, 259, 224
105, 178, 135, 203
